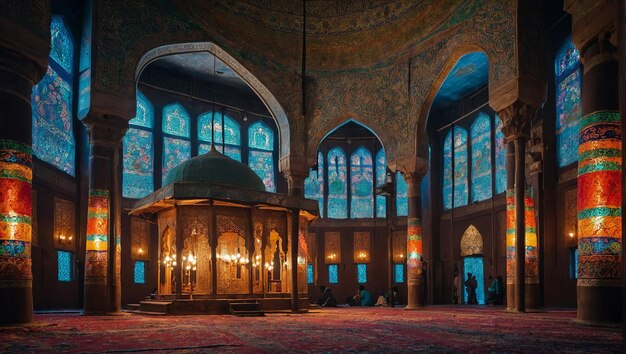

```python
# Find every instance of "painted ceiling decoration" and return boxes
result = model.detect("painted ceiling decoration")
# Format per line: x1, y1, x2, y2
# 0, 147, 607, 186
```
431, 51, 489, 111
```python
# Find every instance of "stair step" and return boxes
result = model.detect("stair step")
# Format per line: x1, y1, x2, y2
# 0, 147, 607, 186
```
126, 304, 140, 310
229, 301, 264, 317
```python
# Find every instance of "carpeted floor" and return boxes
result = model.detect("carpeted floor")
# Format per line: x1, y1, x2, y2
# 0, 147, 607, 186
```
0, 306, 622, 353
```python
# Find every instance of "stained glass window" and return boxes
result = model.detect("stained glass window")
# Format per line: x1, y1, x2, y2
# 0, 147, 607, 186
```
305, 152, 325, 217
470, 113, 492, 202
495, 115, 506, 194
555, 39, 582, 167
570, 248, 578, 279
350, 146, 374, 218
463, 256, 485, 304
327, 147, 347, 219
396, 172, 408, 217
198, 111, 242, 161
328, 264, 338, 284
162, 137, 191, 182
162, 103, 190, 138
376, 149, 387, 218
394, 263, 405, 283
123, 91, 154, 199
453, 126, 468, 207
134, 261, 145, 284
77, 0, 92, 119
248, 121, 275, 192
32, 15, 76, 176
442, 131, 452, 210
57, 250, 71, 282
307, 263, 314, 284
357, 264, 367, 283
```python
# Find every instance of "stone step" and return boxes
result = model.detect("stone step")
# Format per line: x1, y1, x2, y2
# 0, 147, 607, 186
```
229, 301, 264, 317
139, 300, 172, 314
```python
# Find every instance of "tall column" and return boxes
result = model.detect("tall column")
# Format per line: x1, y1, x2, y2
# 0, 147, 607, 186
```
82, 115, 127, 314
405, 171, 425, 309
505, 141, 515, 310
0, 49, 45, 325
284, 169, 307, 313
618, 0, 626, 342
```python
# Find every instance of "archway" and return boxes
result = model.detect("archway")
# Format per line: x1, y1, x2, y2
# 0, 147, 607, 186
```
460, 225, 485, 305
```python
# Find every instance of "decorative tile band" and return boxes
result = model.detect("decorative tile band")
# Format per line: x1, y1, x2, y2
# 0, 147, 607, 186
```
505, 188, 538, 284
406, 217, 423, 279
85, 189, 108, 278
578, 111, 622, 284
0, 140, 32, 283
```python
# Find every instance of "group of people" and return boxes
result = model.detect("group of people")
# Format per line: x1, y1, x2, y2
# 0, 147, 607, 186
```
456, 272, 504, 305
316, 285, 400, 308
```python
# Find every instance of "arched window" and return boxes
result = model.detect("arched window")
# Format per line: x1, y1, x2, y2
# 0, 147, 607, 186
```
375, 148, 387, 218
470, 113, 492, 202
31, 15, 76, 176
327, 147, 347, 219
248, 121, 275, 192
555, 38, 582, 167
162, 103, 191, 182
198, 111, 241, 161
442, 131, 453, 210
453, 126, 468, 207
396, 172, 408, 217
122, 91, 154, 198
494, 115, 506, 194
305, 152, 324, 216
350, 146, 374, 218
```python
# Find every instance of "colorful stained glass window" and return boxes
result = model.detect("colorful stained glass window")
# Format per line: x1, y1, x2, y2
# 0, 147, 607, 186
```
470, 113, 492, 202
130, 91, 153, 128
555, 39, 582, 168
442, 131, 453, 209
327, 147, 347, 219
304, 152, 325, 217
376, 149, 387, 218
123, 91, 154, 199
350, 146, 374, 218
463, 256, 485, 305
453, 126, 468, 208
357, 264, 367, 283
57, 250, 71, 282
495, 116, 506, 194
162, 103, 190, 138
32, 15, 75, 176
77, 0, 92, 119
396, 172, 408, 216
307, 263, 314, 284
134, 261, 145, 284
328, 264, 338, 284
248, 121, 275, 192
394, 263, 405, 283
198, 111, 242, 161
162, 137, 191, 182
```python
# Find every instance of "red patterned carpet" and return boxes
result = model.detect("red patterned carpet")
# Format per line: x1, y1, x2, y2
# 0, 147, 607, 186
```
1, 306, 622, 353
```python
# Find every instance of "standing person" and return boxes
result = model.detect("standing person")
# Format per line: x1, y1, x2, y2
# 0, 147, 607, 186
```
495, 275, 505, 305
469, 275, 478, 304
487, 275, 497, 304
464, 273, 473, 304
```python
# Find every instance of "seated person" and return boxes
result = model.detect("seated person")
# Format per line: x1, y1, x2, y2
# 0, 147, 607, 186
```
316, 285, 337, 307
359, 285, 374, 307
375, 291, 388, 307
385, 286, 399, 306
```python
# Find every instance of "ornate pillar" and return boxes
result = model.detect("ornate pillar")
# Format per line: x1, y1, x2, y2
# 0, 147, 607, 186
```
405, 169, 426, 309
504, 141, 515, 310
284, 168, 307, 313
618, 0, 626, 341
82, 115, 127, 314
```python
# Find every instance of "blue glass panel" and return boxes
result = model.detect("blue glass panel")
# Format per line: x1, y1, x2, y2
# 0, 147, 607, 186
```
555, 38, 581, 78
50, 16, 74, 74
357, 264, 367, 283
328, 264, 338, 284
463, 256, 485, 305
32, 66, 75, 176
470, 113, 492, 202
249, 150, 275, 192
307, 264, 314, 284
494, 116, 506, 194
130, 91, 154, 128
198, 111, 215, 142
162, 137, 191, 182
248, 121, 274, 150
376, 149, 387, 218
327, 147, 347, 219
305, 151, 324, 217
162, 103, 190, 137
453, 127, 468, 208
77, 1, 92, 119
58, 250, 71, 282
442, 131, 453, 209
396, 172, 408, 217
123, 128, 154, 198
134, 261, 146, 284
199, 143, 242, 161
556, 69, 582, 167
394, 263, 405, 283
350, 146, 374, 218
571, 248, 579, 279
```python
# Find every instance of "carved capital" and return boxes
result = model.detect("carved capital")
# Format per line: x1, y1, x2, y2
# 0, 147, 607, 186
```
497, 101, 533, 140
564, 0, 618, 52
82, 114, 129, 148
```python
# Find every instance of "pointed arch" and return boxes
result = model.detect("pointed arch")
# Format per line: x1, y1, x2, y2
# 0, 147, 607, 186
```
460, 225, 483, 257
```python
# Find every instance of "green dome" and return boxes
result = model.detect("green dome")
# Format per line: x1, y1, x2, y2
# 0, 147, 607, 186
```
163, 147, 266, 192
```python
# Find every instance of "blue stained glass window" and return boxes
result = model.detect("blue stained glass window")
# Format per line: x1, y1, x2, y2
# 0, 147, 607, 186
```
198, 111, 242, 161
134, 261, 146, 284
350, 146, 374, 218
248, 121, 275, 192
327, 147, 348, 219
396, 172, 408, 217
570, 248, 578, 279
394, 263, 405, 283
77, 0, 92, 119
453, 126, 468, 208
123, 91, 154, 199
357, 264, 367, 283
130, 91, 154, 128
305, 151, 325, 217
470, 113, 492, 202
162, 103, 190, 137
442, 131, 453, 210
198, 143, 242, 161
555, 38, 581, 78
32, 16, 75, 176
495, 116, 506, 194
57, 250, 71, 282
307, 264, 314, 284
555, 39, 582, 168
463, 256, 485, 305
376, 149, 387, 218
328, 264, 338, 284
162, 137, 191, 182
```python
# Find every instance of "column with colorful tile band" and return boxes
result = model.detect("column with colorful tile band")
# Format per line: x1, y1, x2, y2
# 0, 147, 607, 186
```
84, 189, 109, 313
405, 172, 425, 309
